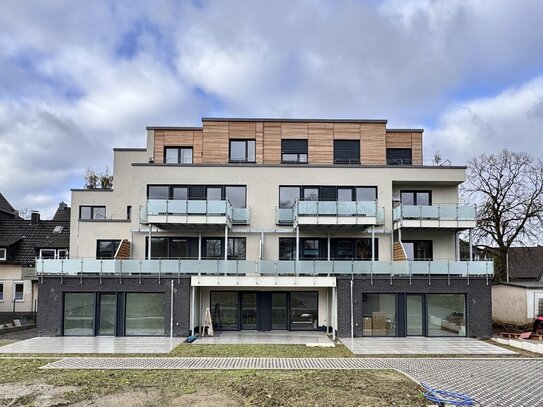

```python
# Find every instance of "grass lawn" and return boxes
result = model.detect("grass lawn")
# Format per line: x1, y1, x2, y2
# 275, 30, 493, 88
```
0, 358, 427, 406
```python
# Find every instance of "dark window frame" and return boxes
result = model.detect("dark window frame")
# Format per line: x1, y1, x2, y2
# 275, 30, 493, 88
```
400, 190, 432, 206
79, 205, 106, 220
279, 185, 378, 205
281, 139, 308, 164
96, 240, 121, 259
229, 139, 256, 163
164, 146, 193, 164
333, 140, 360, 164
386, 148, 412, 166
403, 240, 433, 261
146, 184, 247, 207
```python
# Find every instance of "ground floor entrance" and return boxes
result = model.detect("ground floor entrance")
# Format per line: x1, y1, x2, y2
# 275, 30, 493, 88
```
210, 291, 319, 331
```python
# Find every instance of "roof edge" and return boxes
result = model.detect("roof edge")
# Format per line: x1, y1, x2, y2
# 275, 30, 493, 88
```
146, 126, 203, 131
113, 148, 146, 152
202, 117, 388, 124
386, 129, 424, 133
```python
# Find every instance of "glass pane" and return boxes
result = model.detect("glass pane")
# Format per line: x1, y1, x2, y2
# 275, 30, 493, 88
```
404, 242, 414, 260
171, 239, 188, 258
271, 293, 287, 330
148, 186, 169, 199
205, 239, 222, 258
125, 293, 165, 336
355, 238, 377, 260
279, 238, 295, 260
98, 294, 116, 336
336, 240, 353, 259
40, 249, 56, 259
282, 153, 298, 162
80, 206, 92, 219
225, 186, 246, 208
303, 188, 319, 201
290, 292, 318, 330
228, 238, 246, 260
417, 192, 431, 206
299, 154, 308, 163
279, 187, 300, 208
303, 240, 319, 259
400, 192, 414, 205
97, 240, 120, 259
64, 293, 94, 336
337, 188, 352, 201
427, 294, 466, 337
207, 187, 222, 201
407, 295, 423, 336
211, 291, 239, 330
165, 148, 179, 163
93, 207, 106, 220
356, 187, 376, 201
241, 292, 257, 329
15, 284, 24, 300
150, 237, 168, 259
172, 187, 188, 200
362, 294, 396, 336
247, 140, 256, 162
180, 148, 193, 164
230, 141, 246, 161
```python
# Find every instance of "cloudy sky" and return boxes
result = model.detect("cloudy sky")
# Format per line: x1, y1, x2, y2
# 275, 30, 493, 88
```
1, 0, 543, 218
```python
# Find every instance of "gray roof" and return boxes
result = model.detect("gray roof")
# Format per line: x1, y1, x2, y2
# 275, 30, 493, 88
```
0, 216, 70, 265
0, 192, 18, 218
494, 281, 543, 289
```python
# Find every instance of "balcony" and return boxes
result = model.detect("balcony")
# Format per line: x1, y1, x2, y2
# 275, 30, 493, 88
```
140, 199, 250, 226
393, 204, 476, 229
275, 201, 385, 227
36, 258, 493, 278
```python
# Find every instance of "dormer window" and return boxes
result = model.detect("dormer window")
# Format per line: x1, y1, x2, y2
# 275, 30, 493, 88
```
0, 248, 6, 261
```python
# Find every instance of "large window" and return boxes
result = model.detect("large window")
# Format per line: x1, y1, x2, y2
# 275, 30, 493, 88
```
79, 206, 106, 220
125, 293, 165, 336
225, 186, 246, 208
164, 147, 193, 164
362, 293, 396, 336
211, 291, 239, 330
356, 187, 377, 201
427, 294, 466, 337
331, 238, 378, 260
387, 148, 412, 165
290, 292, 318, 330
334, 140, 360, 164
279, 238, 296, 260
148, 185, 169, 199
96, 240, 121, 259
404, 240, 433, 261
147, 237, 195, 259
279, 186, 300, 208
147, 184, 246, 207
228, 238, 246, 260
281, 139, 308, 163
64, 293, 95, 336
203, 238, 246, 260
279, 238, 327, 260
400, 191, 431, 206
229, 140, 256, 163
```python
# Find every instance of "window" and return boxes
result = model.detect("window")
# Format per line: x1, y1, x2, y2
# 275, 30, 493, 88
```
387, 148, 412, 165
211, 291, 239, 330
400, 191, 431, 206
126, 206, 132, 220
148, 186, 169, 199
290, 292, 318, 330
403, 240, 433, 261
279, 187, 300, 208
204, 239, 222, 259
427, 294, 466, 337
164, 147, 193, 164
356, 187, 377, 201
331, 238, 379, 260
14, 282, 24, 301
0, 248, 6, 261
228, 238, 246, 260
334, 140, 360, 164
125, 293, 165, 336
147, 237, 194, 259
79, 206, 106, 220
96, 240, 121, 259
63, 293, 95, 336
225, 186, 246, 208
229, 140, 256, 163
0, 282, 3, 301
362, 294, 396, 336
206, 187, 222, 201
302, 187, 319, 201
172, 187, 188, 200
337, 187, 353, 201
303, 240, 320, 259
279, 238, 296, 260
39, 249, 69, 259
281, 139, 308, 163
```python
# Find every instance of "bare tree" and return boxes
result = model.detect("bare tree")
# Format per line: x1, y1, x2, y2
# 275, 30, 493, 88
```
462, 150, 543, 281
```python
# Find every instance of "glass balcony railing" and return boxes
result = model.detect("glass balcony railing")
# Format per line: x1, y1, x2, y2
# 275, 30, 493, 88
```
393, 204, 476, 222
141, 199, 250, 225
36, 258, 493, 278
275, 201, 385, 225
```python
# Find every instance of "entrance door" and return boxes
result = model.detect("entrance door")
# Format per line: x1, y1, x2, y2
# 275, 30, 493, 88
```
406, 294, 424, 336
97, 293, 116, 336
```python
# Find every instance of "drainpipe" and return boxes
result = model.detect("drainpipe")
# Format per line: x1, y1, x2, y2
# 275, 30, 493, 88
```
198, 232, 202, 260
295, 226, 299, 262
170, 280, 174, 339
371, 226, 375, 262
350, 279, 354, 341
224, 225, 228, 261
469, 229, 473, 261
327, 233, 331, 261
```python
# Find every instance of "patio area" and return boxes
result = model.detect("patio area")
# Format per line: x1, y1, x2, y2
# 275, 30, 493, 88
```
339, 337, 517, 355
0, 336, 184, 354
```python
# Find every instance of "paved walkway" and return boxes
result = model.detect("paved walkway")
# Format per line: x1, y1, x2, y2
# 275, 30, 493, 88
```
42, 357, 543, 406
0, 337, 184, 354
340, 337, 517, 355
194, 331, 333, 345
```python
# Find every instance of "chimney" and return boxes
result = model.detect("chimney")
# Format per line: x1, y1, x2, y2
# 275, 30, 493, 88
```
58, 201, 67, 211
30, 211, 40, 225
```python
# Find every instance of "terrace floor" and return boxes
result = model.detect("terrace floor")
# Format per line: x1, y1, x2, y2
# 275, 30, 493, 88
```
193, 331, 334, 345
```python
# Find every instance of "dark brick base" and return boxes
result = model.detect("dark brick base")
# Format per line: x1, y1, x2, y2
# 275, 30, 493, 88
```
37, 276, 191, 337
337, 277, 492, 338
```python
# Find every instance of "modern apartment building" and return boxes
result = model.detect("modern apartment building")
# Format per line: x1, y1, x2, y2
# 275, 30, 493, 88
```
37, 118, 493, 339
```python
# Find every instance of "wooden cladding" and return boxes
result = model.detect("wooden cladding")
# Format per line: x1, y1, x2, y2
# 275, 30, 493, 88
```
152, 121, 423, 165
115, 239, 131, 259
393, 241, 407, 261
386, 132, 423, 165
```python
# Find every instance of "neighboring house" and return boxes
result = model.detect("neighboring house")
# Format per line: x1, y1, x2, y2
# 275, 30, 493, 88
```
0, 202, 70, 322
491, 246, 543, 325
37, 118, 493, 338
0, 192, 20, 220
